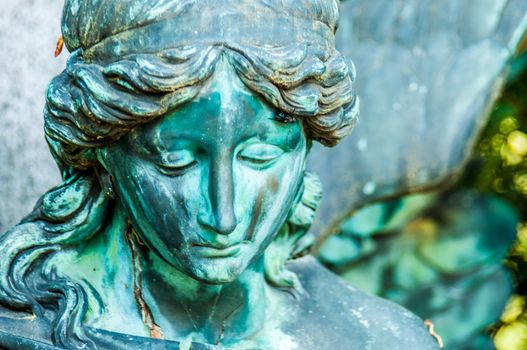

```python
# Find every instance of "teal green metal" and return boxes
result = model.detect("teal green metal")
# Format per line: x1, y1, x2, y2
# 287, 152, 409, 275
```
82, 60, 308, 343
0, 0, 438, 349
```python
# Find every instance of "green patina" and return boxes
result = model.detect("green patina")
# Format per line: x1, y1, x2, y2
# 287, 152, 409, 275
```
0, 1, 441, 349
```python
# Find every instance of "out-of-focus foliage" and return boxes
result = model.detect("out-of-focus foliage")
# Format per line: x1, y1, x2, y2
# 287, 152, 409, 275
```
319, 190, 518, 349
469, 39, 527, 350
469, 50, 527, 216
318, 38, 527, 349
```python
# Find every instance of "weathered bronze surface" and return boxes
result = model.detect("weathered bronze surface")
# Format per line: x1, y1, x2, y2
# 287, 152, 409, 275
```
0, 0, 438, 349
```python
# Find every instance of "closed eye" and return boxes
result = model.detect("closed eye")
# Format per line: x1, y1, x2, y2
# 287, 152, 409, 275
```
155, 150, 196, 175
238, 144, 284, 166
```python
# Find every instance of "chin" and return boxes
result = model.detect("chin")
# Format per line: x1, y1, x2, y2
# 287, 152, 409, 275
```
187, 256, 249, 285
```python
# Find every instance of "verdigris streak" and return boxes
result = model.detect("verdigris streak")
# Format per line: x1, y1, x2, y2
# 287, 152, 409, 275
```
0, 0, 439, 349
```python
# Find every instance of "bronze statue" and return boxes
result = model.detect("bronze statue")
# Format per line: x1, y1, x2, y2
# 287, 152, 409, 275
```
0, 0, 439, 349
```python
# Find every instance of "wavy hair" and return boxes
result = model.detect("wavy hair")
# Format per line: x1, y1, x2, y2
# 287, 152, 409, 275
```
0, 8, 358, 350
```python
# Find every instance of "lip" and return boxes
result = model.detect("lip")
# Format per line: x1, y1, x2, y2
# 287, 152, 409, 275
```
191, 243, 244, 258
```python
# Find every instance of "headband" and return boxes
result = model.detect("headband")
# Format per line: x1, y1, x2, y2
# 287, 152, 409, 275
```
62, 0, 338, 63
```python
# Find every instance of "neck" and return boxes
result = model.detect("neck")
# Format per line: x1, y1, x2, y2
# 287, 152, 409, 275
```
57, 205, 270, 346
139, 242, 268, 345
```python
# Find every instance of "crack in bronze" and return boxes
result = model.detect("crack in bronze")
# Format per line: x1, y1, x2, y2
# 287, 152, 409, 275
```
126, 223, 165, 340
215, 301, 243, 346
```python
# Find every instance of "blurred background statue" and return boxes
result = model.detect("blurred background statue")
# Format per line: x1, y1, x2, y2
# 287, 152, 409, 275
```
1, 0, 527, 349
310, 1, 527, 349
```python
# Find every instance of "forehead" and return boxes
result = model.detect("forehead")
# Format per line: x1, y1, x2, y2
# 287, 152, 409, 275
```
130, 59, 300, 147
163, 59, 272, 134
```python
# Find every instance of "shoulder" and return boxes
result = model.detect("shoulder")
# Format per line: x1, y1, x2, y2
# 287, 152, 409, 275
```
285, 256, 440, 350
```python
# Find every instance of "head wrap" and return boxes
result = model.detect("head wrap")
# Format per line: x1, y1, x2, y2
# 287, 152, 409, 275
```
62, 0, 340, 63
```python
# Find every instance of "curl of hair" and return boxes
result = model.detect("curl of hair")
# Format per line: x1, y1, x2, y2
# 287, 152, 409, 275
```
45, 43, 357, 169
0, 172, 108, 348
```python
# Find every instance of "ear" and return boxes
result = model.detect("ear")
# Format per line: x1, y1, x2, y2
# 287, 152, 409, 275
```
287, 171, 322, 228
263, 172, 322, 294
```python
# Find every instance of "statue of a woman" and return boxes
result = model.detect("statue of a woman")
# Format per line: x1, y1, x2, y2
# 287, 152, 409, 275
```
0, 0, 439, 349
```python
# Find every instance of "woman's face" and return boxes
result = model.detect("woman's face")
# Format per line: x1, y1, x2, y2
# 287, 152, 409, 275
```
100, 60, 308, 284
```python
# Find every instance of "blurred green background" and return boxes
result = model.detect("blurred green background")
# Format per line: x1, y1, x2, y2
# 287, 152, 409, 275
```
318, 37, 527, 350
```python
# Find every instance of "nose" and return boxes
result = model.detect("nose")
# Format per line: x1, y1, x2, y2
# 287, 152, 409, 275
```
198, 156, 238, 235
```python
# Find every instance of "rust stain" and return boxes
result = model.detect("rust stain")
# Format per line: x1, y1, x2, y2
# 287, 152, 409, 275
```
54, 36, 64, 58
246, 191, 263, 241
519, 32, 527, 54
267, 176, 279, 193
131, 226, 146, 245
132, 283, 164, 339
425, 319, 444, 348
126, 225, 165, 339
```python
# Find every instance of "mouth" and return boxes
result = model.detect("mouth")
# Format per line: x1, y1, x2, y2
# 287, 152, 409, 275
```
191, 242, 247, 258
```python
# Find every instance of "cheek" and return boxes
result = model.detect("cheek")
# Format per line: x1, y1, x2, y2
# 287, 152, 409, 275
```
235, 155, 305, 243
262, 165, 303, 212
107, 154, 201, 245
